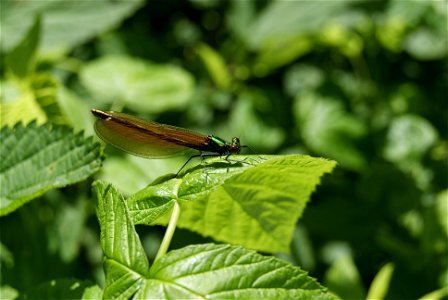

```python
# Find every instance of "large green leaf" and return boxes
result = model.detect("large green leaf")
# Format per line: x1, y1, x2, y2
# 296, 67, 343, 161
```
93, 181, 149, 299
0, 122, 103, 216
80, 55, 195, 113
1, 0, 144, 56
128, 155, 336, 253
136, 243, 337, 300
93, 183, 337, 299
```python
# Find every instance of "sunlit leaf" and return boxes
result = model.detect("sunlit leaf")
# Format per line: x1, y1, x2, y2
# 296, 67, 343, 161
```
384, 114, 437, 163
82, 285, 103, 300
93, 182, 338, 299
136, 244, 337, 300
366, 263, 394, 300
80, 56, 195, 113
0, 122, 103, 216
405, 28, 447, 60
128, 155, 336, 253
93, 181, 149, 299
1, 0, 144, 57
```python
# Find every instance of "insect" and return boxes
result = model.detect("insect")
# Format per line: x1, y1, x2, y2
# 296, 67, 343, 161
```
91, 109, 252, 175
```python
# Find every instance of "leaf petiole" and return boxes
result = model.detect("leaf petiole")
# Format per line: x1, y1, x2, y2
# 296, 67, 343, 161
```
154, 200, 180, 261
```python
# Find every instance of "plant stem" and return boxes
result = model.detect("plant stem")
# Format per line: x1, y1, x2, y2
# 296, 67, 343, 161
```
154, 200, 180, 261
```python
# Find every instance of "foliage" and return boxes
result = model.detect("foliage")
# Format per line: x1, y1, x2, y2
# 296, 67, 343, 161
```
0, 122, 103, 216
95, 181, 336, 299
1, 0, 447, 299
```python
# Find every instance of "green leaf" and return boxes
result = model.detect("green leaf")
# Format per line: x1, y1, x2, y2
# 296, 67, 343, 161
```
81, 285, 104, 300
80, 55, 195, 113
1, 0, 144, 57
135, 243, 337, 300
294, 92, 367, 170
225, 92, 286, 151
418, 286, 448, 300
98, 155, 182, 196
0, 122, 103, 216
93, 181, 149, 299
1, 73, 69, 127
129, 155, 336, 253
57, 86, 94, 136
94, 180, 337, 299
196, 43, 231, 89
405, 28, 447, 60
0, 242, 14, 268
0, 79, 45, 127
0, 285, 18, 300
31, 73, 69, 125
245, 1, 355, 73
324, 256, 365, 300
247, 2, 355, 49
5, 15, 40, 79
384, 114, 437, 163
48, 198, 89, 263
366, 263, 394, 300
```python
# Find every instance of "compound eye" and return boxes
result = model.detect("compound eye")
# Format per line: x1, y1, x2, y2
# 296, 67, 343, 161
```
231, 137, 241, 153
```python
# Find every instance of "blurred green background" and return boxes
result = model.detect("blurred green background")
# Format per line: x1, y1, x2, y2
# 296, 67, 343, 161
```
1, 0, 447, 299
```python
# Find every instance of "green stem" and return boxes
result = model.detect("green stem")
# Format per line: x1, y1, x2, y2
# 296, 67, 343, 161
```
154, 200, 180, 261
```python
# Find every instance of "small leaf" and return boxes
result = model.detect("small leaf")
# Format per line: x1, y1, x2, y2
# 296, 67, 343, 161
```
80, 55, 195, 113
196, 43, 230, 89
31, 73, 69, 125
48, 198, 89, 262
405, 28, 447, 60
294, 92, 367, 170
93, 181, 149, 299
5, 15, 40, 79
135, 243, 337, 299
82, 285, 103, 300
129, 155, 336, 253
384, 114, 437, 163
366, 263, 394, 300
324, 256, 365, 299
1, 73, 70, 128
0, 81, 47, 127
226, 93, 286, 151
417, 286, 448, 300
0, 122, 103, 216
0, 285, 18, 300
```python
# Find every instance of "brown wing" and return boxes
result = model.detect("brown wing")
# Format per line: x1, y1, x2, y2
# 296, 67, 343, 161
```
92, 110, 210, 158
